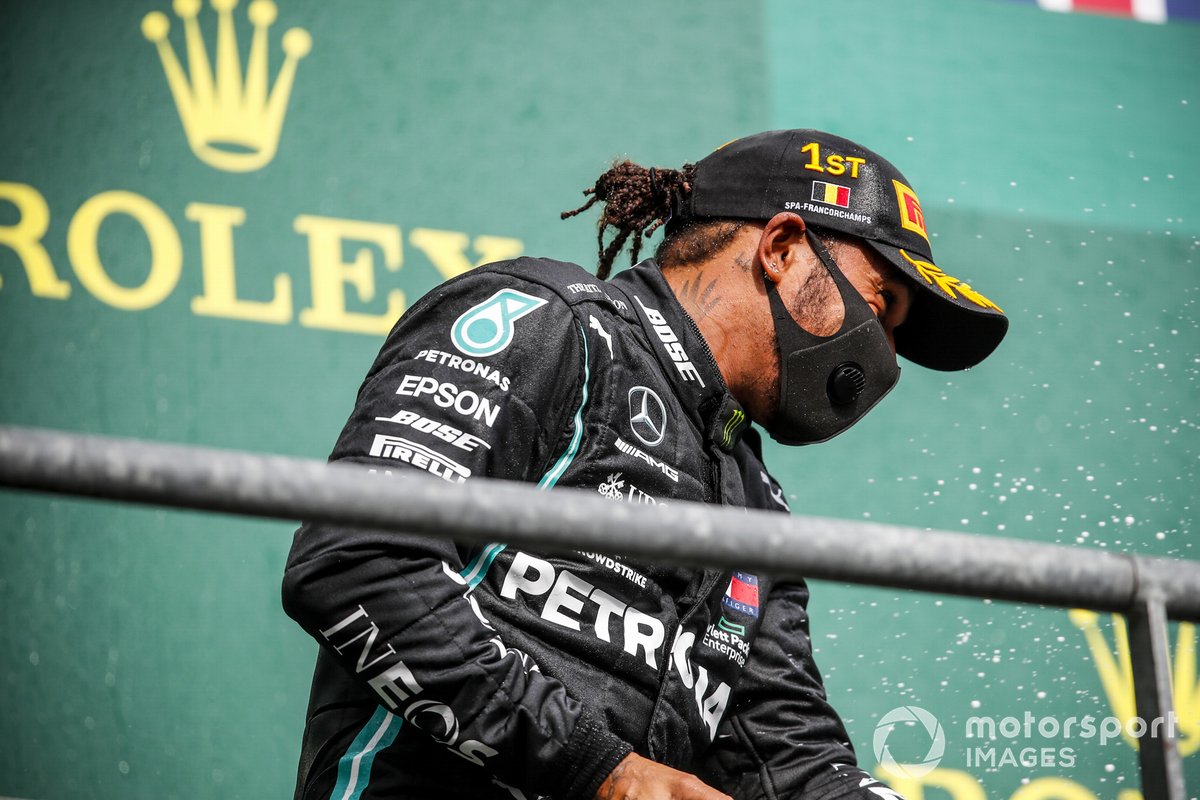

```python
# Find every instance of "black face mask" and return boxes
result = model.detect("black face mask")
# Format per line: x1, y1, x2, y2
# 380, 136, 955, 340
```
762, 231, 900, 445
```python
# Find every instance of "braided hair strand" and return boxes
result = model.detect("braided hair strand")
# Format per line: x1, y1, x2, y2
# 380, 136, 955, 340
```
561, 161, 696, 279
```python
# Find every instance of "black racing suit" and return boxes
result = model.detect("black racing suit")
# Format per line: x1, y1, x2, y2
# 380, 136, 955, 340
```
282, 257, 901, 800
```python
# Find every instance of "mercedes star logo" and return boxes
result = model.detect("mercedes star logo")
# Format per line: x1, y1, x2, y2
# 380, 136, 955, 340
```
628, 386, 667, 447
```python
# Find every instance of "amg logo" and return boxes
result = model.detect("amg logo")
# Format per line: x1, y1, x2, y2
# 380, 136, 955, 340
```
615, 437, 679, 482
369, 434, 471, 484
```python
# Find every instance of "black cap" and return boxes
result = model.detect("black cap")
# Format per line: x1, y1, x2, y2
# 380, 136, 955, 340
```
679, 129, 1008, 371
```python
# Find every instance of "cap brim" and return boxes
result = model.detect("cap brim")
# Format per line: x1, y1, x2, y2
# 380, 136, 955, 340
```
863, 240, 1009, 371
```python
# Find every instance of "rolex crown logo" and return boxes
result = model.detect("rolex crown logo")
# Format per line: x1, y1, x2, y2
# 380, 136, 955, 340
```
141, 0, 311, 173
1069, 609, 1199, 757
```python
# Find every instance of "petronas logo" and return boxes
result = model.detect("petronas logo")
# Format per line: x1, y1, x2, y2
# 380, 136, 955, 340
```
1069, 609, 1199, 756
141, 0, 311, 172
451, 290, 547, 358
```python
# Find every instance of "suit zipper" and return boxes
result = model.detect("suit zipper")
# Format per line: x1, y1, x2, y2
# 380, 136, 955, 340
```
681, 311, 724, 391
643, 567, 723, 758
643, 308, 729, 756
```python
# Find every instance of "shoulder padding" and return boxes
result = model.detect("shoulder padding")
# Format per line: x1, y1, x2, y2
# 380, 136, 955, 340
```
468, 257, 632, 317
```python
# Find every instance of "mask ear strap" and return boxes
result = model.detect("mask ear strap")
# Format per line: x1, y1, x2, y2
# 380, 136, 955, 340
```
804, 228, 882, 332
762, 260, 793, 320
762, 258, 819, 356
763, 229, 879, 347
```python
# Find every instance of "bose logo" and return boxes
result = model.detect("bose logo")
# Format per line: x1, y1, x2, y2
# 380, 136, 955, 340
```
376, 409, 491, 452
634, 296, 705, 386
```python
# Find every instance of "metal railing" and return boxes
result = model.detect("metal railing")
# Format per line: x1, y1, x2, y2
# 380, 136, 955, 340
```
0, 424, 1196, 797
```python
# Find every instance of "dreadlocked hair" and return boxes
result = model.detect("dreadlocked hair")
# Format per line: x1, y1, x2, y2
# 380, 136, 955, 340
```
561, 161, 697, 279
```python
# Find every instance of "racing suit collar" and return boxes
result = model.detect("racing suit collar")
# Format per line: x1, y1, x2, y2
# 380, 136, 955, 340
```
609, 260, 750, 452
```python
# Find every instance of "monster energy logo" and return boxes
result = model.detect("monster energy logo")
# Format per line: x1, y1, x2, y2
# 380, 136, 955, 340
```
721, 409, 746, 449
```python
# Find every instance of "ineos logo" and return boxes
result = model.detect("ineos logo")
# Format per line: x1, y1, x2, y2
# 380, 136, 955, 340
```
628, 386, 666, 447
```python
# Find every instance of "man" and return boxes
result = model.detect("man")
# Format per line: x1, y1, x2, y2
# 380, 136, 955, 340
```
282, 130, 1007, 800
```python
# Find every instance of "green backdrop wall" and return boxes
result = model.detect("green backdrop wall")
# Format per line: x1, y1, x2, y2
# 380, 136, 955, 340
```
1, 1, 1196, 798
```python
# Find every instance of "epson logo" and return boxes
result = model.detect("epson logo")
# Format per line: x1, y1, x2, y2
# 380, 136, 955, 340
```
396, 375, 499, 428
633, 296, 704, 386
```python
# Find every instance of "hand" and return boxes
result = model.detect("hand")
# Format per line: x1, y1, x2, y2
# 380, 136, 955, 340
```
595, 752, 733, 800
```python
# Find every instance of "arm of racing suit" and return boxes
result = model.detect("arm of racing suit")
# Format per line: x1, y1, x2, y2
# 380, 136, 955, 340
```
281, 267, 633, 800
696, 581, 903, 799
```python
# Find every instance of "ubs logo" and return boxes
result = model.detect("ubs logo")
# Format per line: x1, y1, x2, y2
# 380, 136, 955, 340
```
628, 386, 666, 447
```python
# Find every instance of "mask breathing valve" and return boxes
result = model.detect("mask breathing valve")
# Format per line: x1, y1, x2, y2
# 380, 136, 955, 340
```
827, 362, 867, 405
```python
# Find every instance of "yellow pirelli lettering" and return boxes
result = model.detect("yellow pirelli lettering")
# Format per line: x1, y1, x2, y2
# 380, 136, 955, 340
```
893, 180, 929, 243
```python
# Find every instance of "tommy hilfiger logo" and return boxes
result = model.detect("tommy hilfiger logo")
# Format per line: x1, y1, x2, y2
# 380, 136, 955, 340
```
141, 0, 311, 172
722, 572, 760, 618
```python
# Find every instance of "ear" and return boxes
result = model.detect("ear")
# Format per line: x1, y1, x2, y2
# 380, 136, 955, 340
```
756, 212, 807, 285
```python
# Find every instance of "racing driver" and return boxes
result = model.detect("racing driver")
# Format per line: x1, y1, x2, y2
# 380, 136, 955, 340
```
282, 129, 1008, 800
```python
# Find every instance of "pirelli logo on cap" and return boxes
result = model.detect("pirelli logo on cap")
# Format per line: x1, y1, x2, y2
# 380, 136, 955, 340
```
893, 180, 929, 243
811, 181, 851, 209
